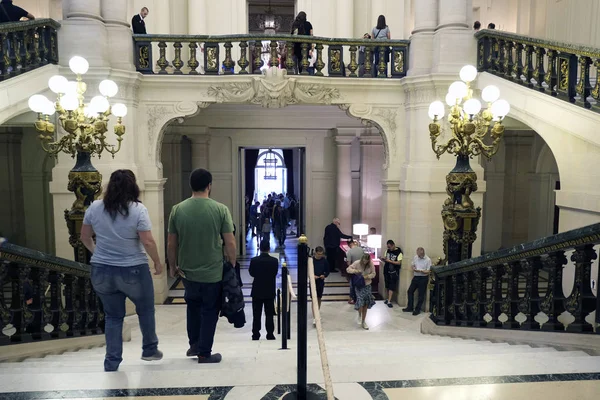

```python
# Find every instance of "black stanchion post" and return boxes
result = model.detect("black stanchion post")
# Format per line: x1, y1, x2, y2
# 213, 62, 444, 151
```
280, 265, 289, 351
277, 288, 281, 335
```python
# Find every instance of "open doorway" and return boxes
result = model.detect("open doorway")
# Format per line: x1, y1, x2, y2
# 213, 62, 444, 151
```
240, 147, 305, 255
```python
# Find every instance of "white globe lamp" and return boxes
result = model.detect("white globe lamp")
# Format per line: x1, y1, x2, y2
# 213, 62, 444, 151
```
90, 96, 110, 114
463, 98, 482, 116
428, 100, 445, 120
482, 85, 500, 103
59, 94, 79, 111
448, 81, 468, 100
491, 99, 510, 120
99, 80, 118, 98
112, 103, 128, 118
48, 75, 68, 94
28, 94, 49, 113
459, 65, 478, 83
69, 56, 89, 75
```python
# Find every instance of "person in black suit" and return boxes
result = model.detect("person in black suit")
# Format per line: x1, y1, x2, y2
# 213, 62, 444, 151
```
249, 240, 279, 340
131, 7, 148, 34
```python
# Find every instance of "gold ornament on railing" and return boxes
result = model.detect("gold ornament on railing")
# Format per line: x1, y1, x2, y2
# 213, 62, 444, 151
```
28, 56, 128, 159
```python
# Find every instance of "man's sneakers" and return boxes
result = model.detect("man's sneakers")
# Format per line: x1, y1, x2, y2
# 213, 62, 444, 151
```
387, 303, 393, 308
198, 353, 222, 364
141, 349, 164, 361
412, 310, 421, 316
402, 308, 413, 313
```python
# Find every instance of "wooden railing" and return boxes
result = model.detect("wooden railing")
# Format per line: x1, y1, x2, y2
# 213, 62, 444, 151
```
430, 223, 600, 333
133, 34, 409, 78
0, 18, 60, 82
0, 242, 104, 345
476, 29, 599, 112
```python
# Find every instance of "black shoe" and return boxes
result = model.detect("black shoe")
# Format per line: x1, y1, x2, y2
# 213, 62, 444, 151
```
402, 308, 413, 313
387, 303, 393, 308
266, 334, 276, 340
412, 310, 421, 316
384, 300, 388, 305
198, 353, 222, 364
186, 348, 198, 357
252, 336, 260, 341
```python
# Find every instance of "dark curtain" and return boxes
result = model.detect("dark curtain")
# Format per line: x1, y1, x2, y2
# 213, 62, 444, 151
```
283, 149, 294, 196
245, 149, 259, 201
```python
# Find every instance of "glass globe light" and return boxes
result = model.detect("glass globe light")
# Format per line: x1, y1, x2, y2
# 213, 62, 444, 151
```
43, 100, 56, 116
448, 81, 468, 100
428, 101, 445, 120
90, 95, 110, 113
481, 85, 500, 103
459, 65, 478, 83
112, 103, 128, 117
60, 93, 79, 111
463, 98, 482, 116
28, 94, 49, 113
99, 80, 118, 98
84, 106, 97, 118
48, 75, 68, 94
446, 92, 463, 106
69, 56, 89, 75
491, 99, 510, 119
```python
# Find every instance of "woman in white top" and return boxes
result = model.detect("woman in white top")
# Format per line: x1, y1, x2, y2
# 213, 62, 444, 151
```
347, 253, 376, 330
372, 15, 391, 76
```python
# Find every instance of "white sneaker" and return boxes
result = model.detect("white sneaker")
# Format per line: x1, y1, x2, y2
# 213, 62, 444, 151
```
313, 319, 316, 326
362, 321, 369, 330
356, 313, 362, 325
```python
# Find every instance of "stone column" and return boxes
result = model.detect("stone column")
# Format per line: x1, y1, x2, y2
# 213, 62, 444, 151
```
101, 0, 134, 70
59, 0, 108, 68
431, 0, 475, 74
408, 0, 438, 75
144, 179, 168, 304
335, 135, 354, 234
438, 0, 469, 29
359, 135, 384, 230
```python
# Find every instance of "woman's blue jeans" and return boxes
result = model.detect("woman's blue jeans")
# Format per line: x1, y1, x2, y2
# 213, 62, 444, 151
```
91, 263, 158, 371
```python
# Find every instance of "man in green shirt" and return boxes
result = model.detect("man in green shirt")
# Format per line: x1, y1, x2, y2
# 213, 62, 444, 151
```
167, 169, 236, 364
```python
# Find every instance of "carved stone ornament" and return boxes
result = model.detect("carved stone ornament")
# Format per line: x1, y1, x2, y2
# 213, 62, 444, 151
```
207, 67, 340, 108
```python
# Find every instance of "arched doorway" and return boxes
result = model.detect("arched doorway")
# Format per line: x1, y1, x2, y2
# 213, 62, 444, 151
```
254, 149, 288, 201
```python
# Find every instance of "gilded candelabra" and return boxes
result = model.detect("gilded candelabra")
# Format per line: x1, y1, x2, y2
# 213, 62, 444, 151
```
428, 65, 510, 265
28, 56, 128, 263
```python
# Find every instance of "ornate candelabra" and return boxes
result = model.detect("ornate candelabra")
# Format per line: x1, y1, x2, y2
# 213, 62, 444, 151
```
428, 65, 510, 265
28, 56, 128, 263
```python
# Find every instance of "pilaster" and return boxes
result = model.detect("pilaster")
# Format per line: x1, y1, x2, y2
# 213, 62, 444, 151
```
431, 0, 475, 74
143, 178, 168, 304
359, 135, 384, 231
101, 0, 134, 71
409, 0, 438, 76
335, 134, 354, 234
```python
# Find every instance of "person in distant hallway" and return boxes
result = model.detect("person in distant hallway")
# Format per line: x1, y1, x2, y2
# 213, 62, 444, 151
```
372, 14, 391, 75
0, 0, 34, 23
168, 168, 236, 364
307, 44, 317, 75
261, 213, 272, 248
131, 7, 148, 34
249, 240, 279, 340
250, 201, 260, 238
347, 253, 376, 330
369, 227, 376, 235
323, 218, 352, 273
81, 170, 163, 372
311, 247, 330, 326
290, 11, 313, 74
487, 22, 496, 30
403, 247, 431, 316
345, 240, 364, 305
272, 201, 287, 249
473, 21, 481, 31
381, 240, 402, 308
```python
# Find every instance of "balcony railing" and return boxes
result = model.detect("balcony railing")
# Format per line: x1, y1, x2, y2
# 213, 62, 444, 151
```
0, 242, 104, 345
476, 29, 599, 113
0, 18, 60, 82
430, 223, 600, 333
133, 34, 409, 78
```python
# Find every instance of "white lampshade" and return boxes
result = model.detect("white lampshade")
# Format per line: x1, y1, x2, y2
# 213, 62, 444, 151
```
99, 80, 118, 97
481, 85, 500, 103
448, 81, 468, 100
463, 98, 482, 116
59, 94, 79, 111
112, 103, 128, 117
43, 100, 56, 116
84, 106, 97, 118
90, 96, 110, 113
353, 224, 369, 236
69, 56, 89, 75
367, 234, 382, 249
459, 65, 478, 83
48, 75, 68, 94
445, 92, 460, 107
491, 99, 510, 119
28, 94, 49, 113
428, 100, 445, 120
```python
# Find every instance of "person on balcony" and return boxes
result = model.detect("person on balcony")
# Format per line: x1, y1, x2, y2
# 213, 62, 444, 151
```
290, 11, 313, 74
347, 253, 376, 330
131, 7, 148, 34
403, 247, 432, 316
0, 0, 34, 23
323, 218, 352, 273
372, 15, 391, 76
81, 170, 163, 372
473, 21, 481, 31
249, 240, 279, 341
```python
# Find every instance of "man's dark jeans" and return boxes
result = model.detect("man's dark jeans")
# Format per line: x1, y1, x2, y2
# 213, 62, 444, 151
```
183, 280, 222, 358
252, 297, 275, 339
407, 276, 429, 311
325, 247, 339, 272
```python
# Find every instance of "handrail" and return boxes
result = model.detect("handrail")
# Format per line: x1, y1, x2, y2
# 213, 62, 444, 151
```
0, 18, 61, 32
475, 29, 599, 112
430, 223, 600, 333
308, 257, 334, 400
1, 242, 90, 276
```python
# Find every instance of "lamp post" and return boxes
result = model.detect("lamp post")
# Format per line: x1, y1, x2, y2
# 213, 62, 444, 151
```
28, 56, 128, 263
428, 65, 510, 265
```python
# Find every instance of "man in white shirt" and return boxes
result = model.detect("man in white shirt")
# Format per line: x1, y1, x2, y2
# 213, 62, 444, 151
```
402, 247, 431, 315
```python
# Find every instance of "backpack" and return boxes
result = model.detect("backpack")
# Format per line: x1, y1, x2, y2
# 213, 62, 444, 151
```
351, 274, 366, 289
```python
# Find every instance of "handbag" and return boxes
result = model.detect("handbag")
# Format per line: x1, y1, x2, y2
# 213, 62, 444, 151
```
351, 274, 366, 290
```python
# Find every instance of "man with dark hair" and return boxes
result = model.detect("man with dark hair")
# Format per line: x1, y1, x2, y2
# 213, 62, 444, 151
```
311, 246, 330, 326
0, 0, 34, 23
487, 22, 496, 30
249, 240, 278, 340
323, 218, 352, 273
473, 21, 481, 31
168, 168, 236, 364
131, 7, 148, 34
380, 239, 403, 308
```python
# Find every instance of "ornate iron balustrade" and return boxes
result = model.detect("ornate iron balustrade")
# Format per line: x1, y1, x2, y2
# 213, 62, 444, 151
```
0, 242, 104, 345
430, 223, 600, 333
476, 29, 600, 112
0, 18, 60, 82
133, 34, 409, 78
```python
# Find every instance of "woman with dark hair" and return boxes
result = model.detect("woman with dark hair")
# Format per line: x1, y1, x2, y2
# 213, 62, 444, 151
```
290, 11, 313, 74
80, 169, 163, 372
372, 14, 391, 76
